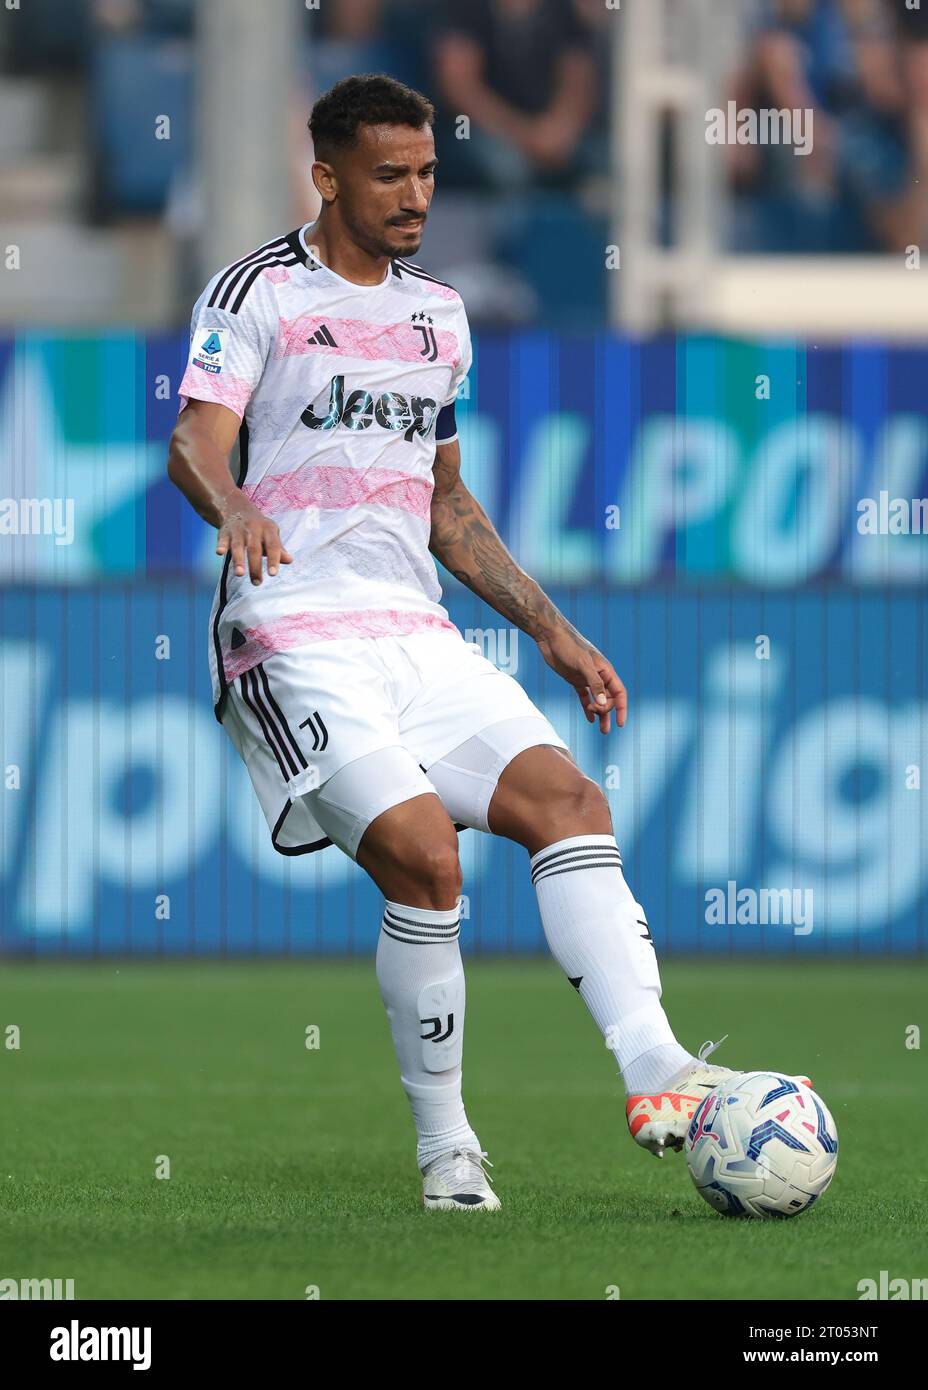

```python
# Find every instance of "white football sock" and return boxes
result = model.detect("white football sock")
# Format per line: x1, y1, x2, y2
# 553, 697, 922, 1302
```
376, 900, 482, 1169
530, 834, 694, 1094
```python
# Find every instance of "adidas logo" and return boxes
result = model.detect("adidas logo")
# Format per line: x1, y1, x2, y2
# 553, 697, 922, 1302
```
307, 324, 337, 347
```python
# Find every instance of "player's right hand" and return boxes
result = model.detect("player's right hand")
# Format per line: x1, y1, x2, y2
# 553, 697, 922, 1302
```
216, 498, 293, 584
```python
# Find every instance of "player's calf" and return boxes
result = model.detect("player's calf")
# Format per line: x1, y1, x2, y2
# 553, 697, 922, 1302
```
349, 792, 492, 1202
491, 755, 720, 1163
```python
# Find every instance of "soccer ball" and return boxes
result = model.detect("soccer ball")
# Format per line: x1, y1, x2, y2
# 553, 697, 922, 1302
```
684, 1071, 838, 1218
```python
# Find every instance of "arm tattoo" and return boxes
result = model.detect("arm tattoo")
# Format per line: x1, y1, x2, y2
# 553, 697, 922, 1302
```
429, 450, 583, 644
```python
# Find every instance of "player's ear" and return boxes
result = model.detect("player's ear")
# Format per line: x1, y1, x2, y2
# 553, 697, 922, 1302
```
311, 160, 337, 204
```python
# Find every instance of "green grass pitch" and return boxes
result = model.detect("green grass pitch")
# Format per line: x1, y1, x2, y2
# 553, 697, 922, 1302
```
1, 959, 925, 1301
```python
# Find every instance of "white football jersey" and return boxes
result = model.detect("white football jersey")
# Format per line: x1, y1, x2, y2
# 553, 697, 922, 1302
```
177, 222, 472, 717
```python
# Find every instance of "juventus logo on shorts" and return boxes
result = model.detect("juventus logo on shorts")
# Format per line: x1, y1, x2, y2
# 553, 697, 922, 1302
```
411, 311, 438, 362
299, 709, 329, 751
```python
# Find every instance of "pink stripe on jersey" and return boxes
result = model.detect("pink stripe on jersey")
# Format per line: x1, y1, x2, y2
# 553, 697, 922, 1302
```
263, 265, 291, 285
179, 366, 253, 421
278, 314, 460, 367
244, 464, 433, 520
224, 608, 458, 680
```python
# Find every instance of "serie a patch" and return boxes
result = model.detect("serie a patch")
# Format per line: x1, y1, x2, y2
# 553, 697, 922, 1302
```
192, 328, 228, 374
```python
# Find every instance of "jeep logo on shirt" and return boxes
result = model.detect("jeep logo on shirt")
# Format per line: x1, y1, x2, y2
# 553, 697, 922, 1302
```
301, 374, 437, 442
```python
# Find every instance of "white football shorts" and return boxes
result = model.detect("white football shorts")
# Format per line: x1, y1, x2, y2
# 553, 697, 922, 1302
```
220, 627, 570, 858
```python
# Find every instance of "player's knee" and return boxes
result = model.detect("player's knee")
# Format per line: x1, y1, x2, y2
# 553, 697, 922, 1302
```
414, 841, 463, 902
551, 771, 611, 831
372, 832, 462, 904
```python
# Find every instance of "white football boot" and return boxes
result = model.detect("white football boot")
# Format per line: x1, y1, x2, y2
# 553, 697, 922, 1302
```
421, 1148, 501, 1211
626, 1036, 813, 1158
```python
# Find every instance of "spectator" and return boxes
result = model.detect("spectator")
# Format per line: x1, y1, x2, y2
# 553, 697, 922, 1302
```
751, 0, 851, 202
432, 0, 598, 189
839, 0, 914, 250
730, 0, 917, 252
881, 0, 928, 249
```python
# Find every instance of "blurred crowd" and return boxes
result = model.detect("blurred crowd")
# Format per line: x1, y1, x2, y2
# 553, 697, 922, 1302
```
730, 0, 928, 253
3, 0, 611, 193
2, 0, 927, 328
1, 0, 612, 325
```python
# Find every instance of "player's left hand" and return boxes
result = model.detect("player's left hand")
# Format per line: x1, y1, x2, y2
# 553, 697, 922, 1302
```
536, 628, 627, 734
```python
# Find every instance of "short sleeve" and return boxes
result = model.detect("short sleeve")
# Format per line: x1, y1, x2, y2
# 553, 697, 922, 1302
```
435, 303, 472, 445
443, 302, 472, 408
178, 269, 276, 422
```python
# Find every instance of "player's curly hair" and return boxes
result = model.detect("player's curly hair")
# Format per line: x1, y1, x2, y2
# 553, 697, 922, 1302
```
308, 74, 435, 161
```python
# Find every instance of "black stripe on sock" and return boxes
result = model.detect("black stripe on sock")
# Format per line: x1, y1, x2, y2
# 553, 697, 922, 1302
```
382, 915, 460, 936
383, 906, 461, 931
531, 847, 621, 883
532, 848, 621, 872
532, 860, 624, 885
381, 924, 461, 944
530, 842, 621, 875
382, 925, 460, 945
382, 914, 460, 938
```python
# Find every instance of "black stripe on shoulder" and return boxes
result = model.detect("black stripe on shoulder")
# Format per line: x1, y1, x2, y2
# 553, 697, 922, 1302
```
227, 251, 299, 315
283, 227, 311, 265
207, 236, 290, 308
393, 258, 457, 292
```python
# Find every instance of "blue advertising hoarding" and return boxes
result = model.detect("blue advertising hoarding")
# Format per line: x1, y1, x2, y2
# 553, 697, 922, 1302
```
1, 331, 926, 588
0, 330, 925, 955
1, 585, 925, 956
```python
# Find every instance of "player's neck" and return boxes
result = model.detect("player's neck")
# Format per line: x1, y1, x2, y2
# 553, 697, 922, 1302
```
303, 216, 390, 287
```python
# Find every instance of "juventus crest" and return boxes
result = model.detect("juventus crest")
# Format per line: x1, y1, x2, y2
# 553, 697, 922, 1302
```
411, 311, 438, 362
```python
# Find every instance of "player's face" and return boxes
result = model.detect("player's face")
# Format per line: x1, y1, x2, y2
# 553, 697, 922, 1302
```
337, 123, 437, 259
